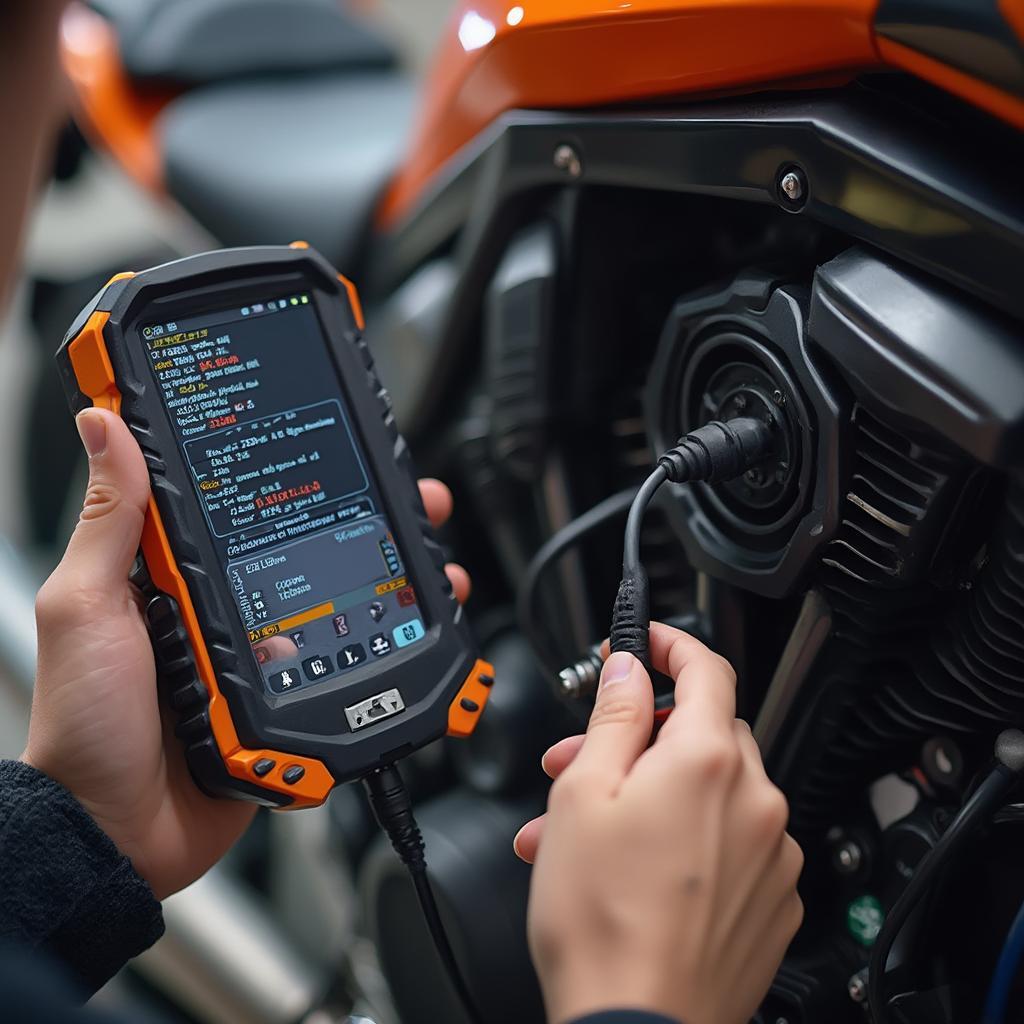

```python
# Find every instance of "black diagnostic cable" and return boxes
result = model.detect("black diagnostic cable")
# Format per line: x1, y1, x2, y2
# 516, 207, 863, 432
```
517, 486, 637, 676
610, 417, 774, 672
363, 763, 484, 1024
867, 729, 1024, 1024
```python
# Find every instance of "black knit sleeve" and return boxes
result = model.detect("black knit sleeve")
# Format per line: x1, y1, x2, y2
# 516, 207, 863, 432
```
0, 760, 164, 994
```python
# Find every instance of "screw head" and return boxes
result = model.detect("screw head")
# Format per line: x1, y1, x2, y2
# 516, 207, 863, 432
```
848, 971, 868, 1003
771, 388, 785, 405
833, 840, 863, 875
780, 170, 803, 200
777, 168, 807, 208
553, 143, 582, 178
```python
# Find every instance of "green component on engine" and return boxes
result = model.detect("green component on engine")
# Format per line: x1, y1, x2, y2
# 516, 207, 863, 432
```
846, 894, 884, 947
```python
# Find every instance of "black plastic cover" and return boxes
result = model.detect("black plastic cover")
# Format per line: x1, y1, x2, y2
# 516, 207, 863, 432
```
484, 224, 559, 481
810, 247, 1024, 468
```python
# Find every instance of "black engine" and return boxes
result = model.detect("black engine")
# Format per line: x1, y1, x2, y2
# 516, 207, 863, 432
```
327, 80, 1024, 1024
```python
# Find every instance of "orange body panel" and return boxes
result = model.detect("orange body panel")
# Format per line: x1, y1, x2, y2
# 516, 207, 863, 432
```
60, 3, 174, 193
877, 36, 1024, 132
67, 297, 336, 808
1003, 0, 1024, 45
379, 0, 883, 226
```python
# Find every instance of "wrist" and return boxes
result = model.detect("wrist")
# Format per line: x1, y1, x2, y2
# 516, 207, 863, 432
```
543, 961, 685, 1024
18, 750, 154, 895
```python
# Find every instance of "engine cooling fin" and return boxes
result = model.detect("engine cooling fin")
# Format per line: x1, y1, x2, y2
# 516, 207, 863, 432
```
782, 406, 1004, 830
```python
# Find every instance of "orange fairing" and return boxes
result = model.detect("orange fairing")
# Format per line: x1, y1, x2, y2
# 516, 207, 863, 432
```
60, 3, 175, 193
67, 292, 335, 809
379, 0, 883, 226
1003, 0, 1024, 46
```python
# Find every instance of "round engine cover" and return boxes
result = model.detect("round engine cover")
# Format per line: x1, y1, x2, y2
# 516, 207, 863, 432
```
645, 270, 844, 597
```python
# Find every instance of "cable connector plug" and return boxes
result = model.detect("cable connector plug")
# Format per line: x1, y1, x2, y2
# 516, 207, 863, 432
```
362, 763, 425, 871
610, 417, 775, 674
658, 417, 774, 485
362, 762, 484, 1024
610, 566, 652, 675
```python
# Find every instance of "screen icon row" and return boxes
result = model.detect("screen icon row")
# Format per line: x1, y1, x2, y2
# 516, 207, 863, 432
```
268, 627, 406, 694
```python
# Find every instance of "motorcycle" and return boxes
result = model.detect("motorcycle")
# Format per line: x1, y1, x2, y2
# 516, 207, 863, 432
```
47, 1, 1024, 1022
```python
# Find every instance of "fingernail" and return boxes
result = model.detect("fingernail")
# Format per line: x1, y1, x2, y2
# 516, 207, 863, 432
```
76, 410, 107, 458
601, 651, 634, 687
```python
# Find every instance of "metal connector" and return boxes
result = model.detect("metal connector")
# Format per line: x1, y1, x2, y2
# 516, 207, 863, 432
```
557, 645, 603, 699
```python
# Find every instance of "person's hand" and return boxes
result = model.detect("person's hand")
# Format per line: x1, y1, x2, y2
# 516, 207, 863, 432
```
515, 622, 803, 1024
23, 407, 470, 900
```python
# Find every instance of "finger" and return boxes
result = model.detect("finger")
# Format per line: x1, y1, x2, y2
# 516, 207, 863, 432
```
646, 621, 737, 731
541, 734, 585, 779
444, 562, 471, 603
57, 409, 150, 593
599, 624, 736, 737
419, 478, 453, 529
252, 634, 300, 666
513, 815, 544, 864
564, 651, 654, 789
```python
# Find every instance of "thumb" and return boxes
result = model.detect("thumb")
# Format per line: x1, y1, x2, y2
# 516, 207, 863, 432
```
59, 408, 151, 592
566, 651, 654, 788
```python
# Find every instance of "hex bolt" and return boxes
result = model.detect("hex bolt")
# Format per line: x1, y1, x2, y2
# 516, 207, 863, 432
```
553, 143, 582, 178
771, 388, 786, 405
848, 968, 869, 1003
833, 839, 863, 875
778, 168, 806, 204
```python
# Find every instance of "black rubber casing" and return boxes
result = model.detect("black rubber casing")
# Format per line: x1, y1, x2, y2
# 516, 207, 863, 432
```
56, 245, 480, 798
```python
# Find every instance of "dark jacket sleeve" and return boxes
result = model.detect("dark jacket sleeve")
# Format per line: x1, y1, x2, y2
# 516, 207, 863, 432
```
0, 945, 149, 1024
0, 760, 164, 994
572, 1013, 682, 1024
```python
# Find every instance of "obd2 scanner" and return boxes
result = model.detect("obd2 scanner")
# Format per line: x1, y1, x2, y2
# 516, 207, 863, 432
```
57, 244, 493, 1022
